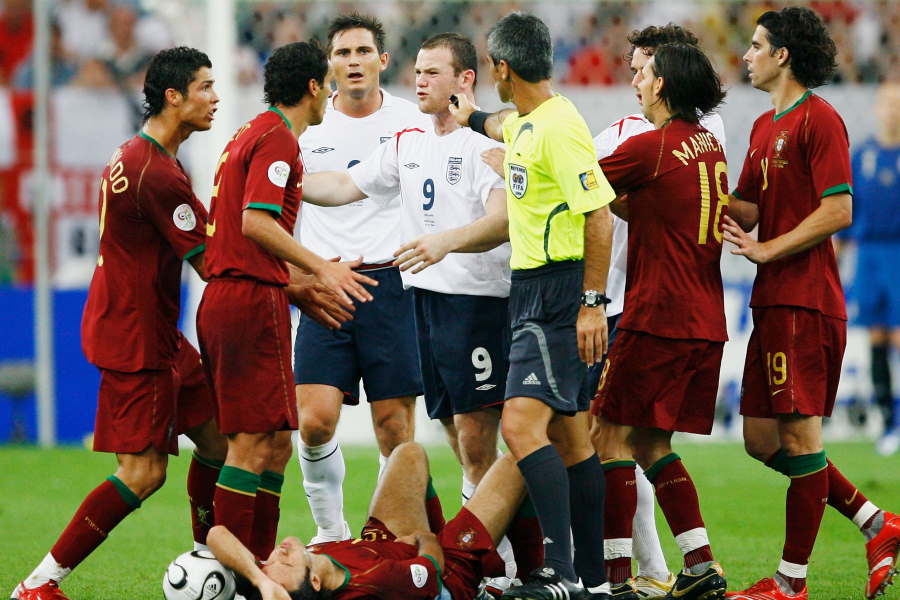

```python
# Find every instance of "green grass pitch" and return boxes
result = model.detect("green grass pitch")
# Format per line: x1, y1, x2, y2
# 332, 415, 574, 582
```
1, 442, 898, 599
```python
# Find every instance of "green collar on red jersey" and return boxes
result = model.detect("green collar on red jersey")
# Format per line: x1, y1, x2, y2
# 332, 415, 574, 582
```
267, 106, 292, 130
773, 90, 812, 121
139, 131, 174, 157
320, 554, 350, 590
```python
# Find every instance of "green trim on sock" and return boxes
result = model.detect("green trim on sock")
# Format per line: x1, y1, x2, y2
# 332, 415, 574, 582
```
644, 453, 681, 482
422, 554, 443, 593
786, 451, 827, 478
106, 475, 141, 509
601, 459, 636, 472
259, 470, 285, 494
766, 448, 791, 476
192, 452, 224, 470
515, 494, 537, 519
426, 476, 438, 500
217, 466, 260, 495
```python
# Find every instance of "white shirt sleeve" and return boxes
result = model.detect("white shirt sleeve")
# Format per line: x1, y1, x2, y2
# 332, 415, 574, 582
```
472, 139, 505, 207
699, 112, 727, 157
348, 136, 401, 205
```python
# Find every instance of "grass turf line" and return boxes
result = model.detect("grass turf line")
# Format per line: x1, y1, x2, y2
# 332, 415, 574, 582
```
0, 442, 897, 599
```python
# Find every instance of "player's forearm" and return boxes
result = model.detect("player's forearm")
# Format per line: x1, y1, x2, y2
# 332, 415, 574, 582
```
187, 253, 209, 281
483, 109, 514, 142
242, 209, 328, 274
415, 532, 445, 572
207, 526, 268, 588
448, 197, 509, 253
761, 193, 852, 262
727, 196, 760, 232
582, 206, 612, 292
301, 171, 367, 207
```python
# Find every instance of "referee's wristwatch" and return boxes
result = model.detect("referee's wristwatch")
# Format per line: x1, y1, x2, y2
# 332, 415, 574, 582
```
581, 289, 611, 308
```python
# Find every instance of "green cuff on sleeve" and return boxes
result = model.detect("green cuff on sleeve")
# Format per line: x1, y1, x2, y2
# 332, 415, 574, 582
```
246, 202, 283, 215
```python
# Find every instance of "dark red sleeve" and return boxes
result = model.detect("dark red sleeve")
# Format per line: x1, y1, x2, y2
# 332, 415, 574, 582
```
242, 127, 298, 215
734, 120, 762, 204
141, 165, 208, 260
598, 132, 655, 195
806, 105, 853, 198
371, 555, 441, 599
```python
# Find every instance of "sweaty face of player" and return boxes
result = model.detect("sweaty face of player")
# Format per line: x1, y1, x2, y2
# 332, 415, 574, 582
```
415, 46, 464, 115
178, 66, 218, 131
743, 25, 781, 92
875, 83, 900, 138
630, 47, 651, 105
330, 28, 387, 101
262, 536, 311, 592
637, 56, 661, 121
310, 68, 334, 126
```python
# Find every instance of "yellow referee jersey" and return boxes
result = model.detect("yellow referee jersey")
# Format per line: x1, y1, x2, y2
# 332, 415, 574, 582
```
502, 94, 615, 270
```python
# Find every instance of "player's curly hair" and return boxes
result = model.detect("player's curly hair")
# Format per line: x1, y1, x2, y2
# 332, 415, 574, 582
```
487, 12, 553, 83
651, 42, 726, 124
142, 46, 211, 121
263, 41, 329, 107
757, 7, 837, 89
327, 12, 386, 54
625, 23, 699, 63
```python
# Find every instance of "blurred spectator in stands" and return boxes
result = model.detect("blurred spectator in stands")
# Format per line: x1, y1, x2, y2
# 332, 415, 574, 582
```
0, 0, 33, 86
13, 20, 78, 89
101, 3, 152, 90
56, 0, 110, 61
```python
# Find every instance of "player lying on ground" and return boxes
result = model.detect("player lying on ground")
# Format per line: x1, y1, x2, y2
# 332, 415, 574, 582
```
208, 442, 546, 600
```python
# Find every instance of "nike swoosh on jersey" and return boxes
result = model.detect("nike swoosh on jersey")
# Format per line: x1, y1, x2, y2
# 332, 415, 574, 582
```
750, 148, 758, 159
771, 388, 786, 396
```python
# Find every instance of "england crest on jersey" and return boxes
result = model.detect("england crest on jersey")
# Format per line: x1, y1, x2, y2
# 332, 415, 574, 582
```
446, 156, 463, 185
509, 163, 528, 198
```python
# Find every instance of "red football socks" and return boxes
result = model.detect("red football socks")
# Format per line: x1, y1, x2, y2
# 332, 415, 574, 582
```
825, 459, 869, 521
249, 470, 283, 559
187, 453, 222, 545
426, 477, 446, 533
602, 460, 637, 583
214, 466, 260, 551
507, 495, 544, 579
645, 454, 714, 568
50, 476, 140, 569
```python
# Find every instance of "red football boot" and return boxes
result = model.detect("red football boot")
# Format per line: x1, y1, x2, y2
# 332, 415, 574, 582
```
725, 577, 807, 600
866, 511, 900, 599
10, 581, 71, 600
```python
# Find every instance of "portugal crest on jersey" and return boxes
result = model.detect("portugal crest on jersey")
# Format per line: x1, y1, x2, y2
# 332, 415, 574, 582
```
509, 163, 528, 198
446, 156, 463, 185
773, 130, 790, 168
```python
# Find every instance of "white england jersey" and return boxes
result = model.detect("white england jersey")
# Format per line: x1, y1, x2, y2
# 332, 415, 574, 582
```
298, 90, 430, 264
349, 123, 510, 298
594, 112, 726, 317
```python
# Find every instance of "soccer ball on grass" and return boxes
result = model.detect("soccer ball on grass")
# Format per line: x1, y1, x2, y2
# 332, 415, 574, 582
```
162, 550, 236, 600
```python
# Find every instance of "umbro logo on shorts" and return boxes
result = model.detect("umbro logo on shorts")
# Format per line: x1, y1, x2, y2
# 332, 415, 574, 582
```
311, 146, 334, 154
523, 373, 541, 385
404, 162, 420, 169
476, 383, 496, 391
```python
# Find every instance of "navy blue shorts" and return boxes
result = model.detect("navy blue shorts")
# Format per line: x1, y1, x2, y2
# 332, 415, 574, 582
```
294, 267, 423, 403
505, 260, 590, 415
853, 242, 900, 328
414, 288, 509, 420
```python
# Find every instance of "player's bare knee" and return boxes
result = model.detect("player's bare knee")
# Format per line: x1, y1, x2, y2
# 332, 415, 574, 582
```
118, 454, 168, 499
390, 440, 426, 464
299, 415, 337, 447
267, 433, 294, 471
373, 414, 412, 450
189, 420, 227, 462
743, 436, 774, 462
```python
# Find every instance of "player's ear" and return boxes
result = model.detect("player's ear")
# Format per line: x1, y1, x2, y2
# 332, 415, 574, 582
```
379, 51, 390, 71
310, 571, 322, 591
776, 46, 790, 68
164, 87, 183, 108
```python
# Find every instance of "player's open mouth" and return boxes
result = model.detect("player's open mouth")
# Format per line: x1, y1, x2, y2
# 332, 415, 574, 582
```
348, 72, 363, 81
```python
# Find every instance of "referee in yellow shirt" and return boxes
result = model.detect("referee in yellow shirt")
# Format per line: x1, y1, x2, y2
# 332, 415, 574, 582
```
452, 12, 615, 600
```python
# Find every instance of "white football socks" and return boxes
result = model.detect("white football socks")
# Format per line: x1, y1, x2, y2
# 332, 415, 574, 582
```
633, 464, 670, 580
24, 553, 71, 589
299, 437, 346, 535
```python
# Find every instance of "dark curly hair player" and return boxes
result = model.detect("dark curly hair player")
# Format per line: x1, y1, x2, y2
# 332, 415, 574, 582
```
724, 7, 900, 600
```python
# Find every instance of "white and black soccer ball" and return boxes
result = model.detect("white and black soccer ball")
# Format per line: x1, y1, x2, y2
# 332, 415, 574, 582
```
162, 550, 237, 600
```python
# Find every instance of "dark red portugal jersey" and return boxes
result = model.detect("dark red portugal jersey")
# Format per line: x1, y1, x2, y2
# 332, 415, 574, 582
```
734, 92, 851, 320
599, 118, 728, 342
205, 108, 301, 286
81, 133, 207, 372
310, 539, 442, 600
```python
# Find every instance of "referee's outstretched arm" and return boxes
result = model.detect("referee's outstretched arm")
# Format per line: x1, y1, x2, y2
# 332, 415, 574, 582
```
449, 93, 512, 142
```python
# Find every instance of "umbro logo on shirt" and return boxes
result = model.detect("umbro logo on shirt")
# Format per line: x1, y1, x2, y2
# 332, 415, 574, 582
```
311, 146, 334, 154
476, 383, 496, 391
379, 136, 392, 144
404, 162, 420, 169
523, 373, 541, 385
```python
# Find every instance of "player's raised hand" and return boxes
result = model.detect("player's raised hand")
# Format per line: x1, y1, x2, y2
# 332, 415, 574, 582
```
577, 304, 608, 365
449, 93, 478, 128
721, 214, 771, 264
314, 257, 378, 305
481, 148, 505, 178
393, 232, 454, 274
